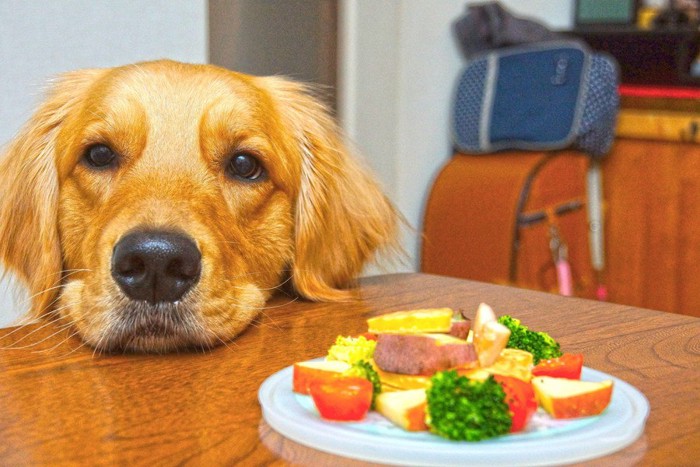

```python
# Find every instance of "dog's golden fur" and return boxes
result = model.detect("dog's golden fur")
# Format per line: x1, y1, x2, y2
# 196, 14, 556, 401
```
0, 60, 398, 352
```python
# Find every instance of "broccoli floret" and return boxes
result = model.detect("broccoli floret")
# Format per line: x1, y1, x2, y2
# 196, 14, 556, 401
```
326, 335, 376, 365
426, 371, 511, 441
343, 360, 382, 408
497, 315, 562, 364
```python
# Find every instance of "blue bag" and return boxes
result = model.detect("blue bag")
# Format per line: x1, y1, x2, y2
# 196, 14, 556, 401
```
452, 40, 619, 158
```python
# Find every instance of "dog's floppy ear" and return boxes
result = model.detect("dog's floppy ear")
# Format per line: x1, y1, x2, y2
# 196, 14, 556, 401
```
0, 69, 104, 317
258, 77, 400, 300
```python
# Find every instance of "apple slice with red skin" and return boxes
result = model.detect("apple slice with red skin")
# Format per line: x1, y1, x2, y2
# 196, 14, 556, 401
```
532, 376, 613, 419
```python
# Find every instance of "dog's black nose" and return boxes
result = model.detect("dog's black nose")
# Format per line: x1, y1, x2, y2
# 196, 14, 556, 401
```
111, 230, 201, 304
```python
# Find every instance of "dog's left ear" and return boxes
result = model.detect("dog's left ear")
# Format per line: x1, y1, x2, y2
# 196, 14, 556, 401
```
0, 69, 105, 317
257, 77, 400, 300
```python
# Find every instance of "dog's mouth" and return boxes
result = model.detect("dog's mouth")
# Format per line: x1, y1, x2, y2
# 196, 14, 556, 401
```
91, 299, 214, 354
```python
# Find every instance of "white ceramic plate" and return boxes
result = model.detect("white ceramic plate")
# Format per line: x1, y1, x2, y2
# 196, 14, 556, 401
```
259, 363, 649, 466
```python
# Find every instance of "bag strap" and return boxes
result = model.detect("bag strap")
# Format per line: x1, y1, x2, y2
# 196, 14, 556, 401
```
508, 152, 585, 285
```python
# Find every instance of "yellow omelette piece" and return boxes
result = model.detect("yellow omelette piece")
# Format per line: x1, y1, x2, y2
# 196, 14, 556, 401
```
367, 308, 454, 334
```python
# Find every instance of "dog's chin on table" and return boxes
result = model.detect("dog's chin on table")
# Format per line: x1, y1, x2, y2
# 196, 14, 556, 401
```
0, 60, 399, 354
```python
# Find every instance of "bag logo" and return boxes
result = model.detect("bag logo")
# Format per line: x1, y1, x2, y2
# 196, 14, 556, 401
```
551, 54, 569, 85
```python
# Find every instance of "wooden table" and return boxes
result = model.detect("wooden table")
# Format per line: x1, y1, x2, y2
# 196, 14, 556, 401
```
0, 273, 697, 466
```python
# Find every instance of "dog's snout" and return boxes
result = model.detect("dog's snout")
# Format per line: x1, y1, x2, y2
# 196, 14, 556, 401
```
111, 230, 201, 305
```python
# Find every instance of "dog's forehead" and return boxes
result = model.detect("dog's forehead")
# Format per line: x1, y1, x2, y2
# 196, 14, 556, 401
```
100, 62, 265, 123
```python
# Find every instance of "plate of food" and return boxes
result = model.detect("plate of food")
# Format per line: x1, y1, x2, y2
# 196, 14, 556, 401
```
259, 305, 649, 466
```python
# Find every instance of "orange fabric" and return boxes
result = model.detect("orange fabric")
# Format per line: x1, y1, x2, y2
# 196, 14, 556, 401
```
422, 151, 594, 297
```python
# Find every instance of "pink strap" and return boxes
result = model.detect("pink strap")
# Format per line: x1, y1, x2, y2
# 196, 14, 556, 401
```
596, 284, 608, 301
556, 259, 573, 296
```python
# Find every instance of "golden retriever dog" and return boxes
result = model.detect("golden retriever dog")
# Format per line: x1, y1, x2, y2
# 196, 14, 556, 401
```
0, 60, 398, 353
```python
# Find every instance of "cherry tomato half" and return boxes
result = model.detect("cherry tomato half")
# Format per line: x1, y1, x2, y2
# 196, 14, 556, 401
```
309, 376, 373, 422
493, 374, 537, 433
532, 353, 584, 380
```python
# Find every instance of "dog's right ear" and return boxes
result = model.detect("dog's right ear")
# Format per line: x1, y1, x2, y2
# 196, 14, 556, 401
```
0, 69, 105, 318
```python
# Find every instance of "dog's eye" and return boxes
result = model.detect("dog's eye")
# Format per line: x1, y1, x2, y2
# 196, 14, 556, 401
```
83, 144, 117, 169
227, 152, 265, 181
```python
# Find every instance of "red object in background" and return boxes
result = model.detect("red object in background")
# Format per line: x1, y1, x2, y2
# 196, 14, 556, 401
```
619, 85, 700, 100
309, 377, 373, 422
493, 375, 537, 433
532, 353, 584, 380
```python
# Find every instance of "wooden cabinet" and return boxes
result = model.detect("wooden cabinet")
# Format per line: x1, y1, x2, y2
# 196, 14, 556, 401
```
602, 137, 700, 317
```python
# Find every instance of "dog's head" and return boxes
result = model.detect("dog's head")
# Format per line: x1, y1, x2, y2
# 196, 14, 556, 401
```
0, 60, 398, 352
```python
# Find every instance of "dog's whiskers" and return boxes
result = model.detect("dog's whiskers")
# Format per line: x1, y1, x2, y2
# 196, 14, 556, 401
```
7, 268, 91, 318
1, 313, 43, 336
0, 309, 65, 345
211, 333, 237, 352
194, 318, 236, 353
33, 326, 85, 355
49, 304, 106, 357
228, 295, 299, 313
1, 318, 77, 350
62, 337, 92, 357
229, 273, 296, 293
92, 325, 112, 358
0, 295, 89, 351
